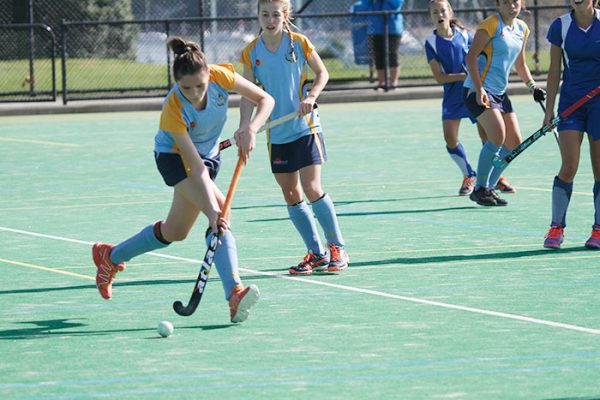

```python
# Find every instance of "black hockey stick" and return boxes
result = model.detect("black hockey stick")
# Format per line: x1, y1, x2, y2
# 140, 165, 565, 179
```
493, 83, 600, 167
537, 100, 559, 145
173, 157, 244, 316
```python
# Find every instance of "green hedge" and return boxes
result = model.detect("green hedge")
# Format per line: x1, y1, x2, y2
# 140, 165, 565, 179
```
0, 0, 135, 60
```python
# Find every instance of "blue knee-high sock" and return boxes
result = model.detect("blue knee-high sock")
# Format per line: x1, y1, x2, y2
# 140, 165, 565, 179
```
311, 194, 345, 247
287, 200, 324, 255
594, 181, 600, 226
110, 222, 169, 264
447, 143, 475, 177
552, 176, 573, 227
488, 145, 510, 188
206, 230, 241, 301
475, 141, 499, 189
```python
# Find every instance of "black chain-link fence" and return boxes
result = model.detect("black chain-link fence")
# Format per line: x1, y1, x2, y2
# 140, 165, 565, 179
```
1, 0, 572, 103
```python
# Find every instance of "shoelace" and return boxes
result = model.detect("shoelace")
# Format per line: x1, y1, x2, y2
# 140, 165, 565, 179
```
545, 227, 563, 239
461, 177, 471, 189
329, 245, 340, 262
97, 262, 118, 285
298, 252, 315, 267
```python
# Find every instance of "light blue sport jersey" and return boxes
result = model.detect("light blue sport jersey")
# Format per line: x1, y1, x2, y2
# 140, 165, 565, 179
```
154, 64, 235, 158
241, 32, 321, 145
464, 13, 529, 95
547, 9, 600, 110
424, 26, 472, 118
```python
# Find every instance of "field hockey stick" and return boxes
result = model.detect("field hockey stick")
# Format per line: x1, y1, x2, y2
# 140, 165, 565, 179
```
537, 100, 560, 145
172, 157, 244, 317
218, 105, 318, 151
492, 83, 600, 167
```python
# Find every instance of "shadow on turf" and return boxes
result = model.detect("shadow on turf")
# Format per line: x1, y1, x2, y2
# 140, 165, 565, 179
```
249, 205, 477, 223
232, 195, 455, 211
0, 319, 234, 340
349, 246, 591, 267
0, 275, 274, 295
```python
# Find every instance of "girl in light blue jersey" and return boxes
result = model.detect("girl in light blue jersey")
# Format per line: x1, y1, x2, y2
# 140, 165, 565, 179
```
92, 37, 274, 323
542, 0, 600, 249
464, 0, 545, 207
240, 0, 349, 275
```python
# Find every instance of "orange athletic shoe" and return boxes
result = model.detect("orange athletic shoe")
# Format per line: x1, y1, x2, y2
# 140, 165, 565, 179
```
229, 284, 260, 323
92, 243, 125, 300
459, 176, 476, 196
327, 243, 349, 272
495, 177, 516, 194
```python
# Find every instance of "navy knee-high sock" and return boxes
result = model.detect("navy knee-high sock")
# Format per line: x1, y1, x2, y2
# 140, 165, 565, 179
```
552, 176, 573, 227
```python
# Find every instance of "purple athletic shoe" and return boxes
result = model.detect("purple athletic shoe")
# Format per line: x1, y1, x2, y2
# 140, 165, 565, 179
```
543, 224, 564, 249
585, 224, 600, 249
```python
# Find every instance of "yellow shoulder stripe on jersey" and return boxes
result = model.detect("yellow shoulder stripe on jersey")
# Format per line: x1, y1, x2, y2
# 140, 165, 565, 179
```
290, 32, 314, 60
240, 37, 260, 68
209, 64, 236, 90
160, 92, 187, 135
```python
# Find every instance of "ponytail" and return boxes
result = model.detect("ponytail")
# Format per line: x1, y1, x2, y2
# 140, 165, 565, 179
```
449, 18, 465, 30
167, 37, 208, 81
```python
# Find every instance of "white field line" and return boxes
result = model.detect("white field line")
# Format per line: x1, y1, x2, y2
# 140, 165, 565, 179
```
0, 136, 80, 147
1, 225, 599, 335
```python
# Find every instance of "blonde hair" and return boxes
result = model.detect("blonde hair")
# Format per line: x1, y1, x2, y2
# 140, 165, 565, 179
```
257, 0, 298, 62
428, 0, 465, 30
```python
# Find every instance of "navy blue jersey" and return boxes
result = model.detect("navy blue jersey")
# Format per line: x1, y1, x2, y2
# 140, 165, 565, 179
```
425, 27, 473, 120
547, 10, 600, 111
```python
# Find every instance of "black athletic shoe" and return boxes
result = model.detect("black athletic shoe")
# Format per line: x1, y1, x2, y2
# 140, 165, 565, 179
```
489, 189, 508, 206
469, 187, 497, 206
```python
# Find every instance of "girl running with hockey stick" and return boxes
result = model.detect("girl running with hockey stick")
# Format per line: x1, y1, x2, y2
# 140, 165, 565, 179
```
239, 0, 349, 275
463, 0, 545, 206
92, 37, 274, 323
425, 0, 515, 197
542, 0, 600, 249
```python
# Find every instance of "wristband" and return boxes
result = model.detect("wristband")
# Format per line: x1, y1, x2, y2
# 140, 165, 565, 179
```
526, 79, 536, 90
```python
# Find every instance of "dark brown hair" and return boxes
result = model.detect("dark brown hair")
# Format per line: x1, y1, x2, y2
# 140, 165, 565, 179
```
167, 37, 208, 81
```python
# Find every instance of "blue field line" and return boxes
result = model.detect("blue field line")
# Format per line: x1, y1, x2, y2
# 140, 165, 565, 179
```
13, 363, 600, 399
391, 214, 590, 242
3, 351, 600, 390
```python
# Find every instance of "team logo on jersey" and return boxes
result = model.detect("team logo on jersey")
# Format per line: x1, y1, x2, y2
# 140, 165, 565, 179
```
285, 49, 297, 63
256, 59, 261, 66
190, 121, 197, 128
215, 94, 226, 107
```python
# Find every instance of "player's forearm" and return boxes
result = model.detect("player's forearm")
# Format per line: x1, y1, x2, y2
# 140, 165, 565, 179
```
307, 70, 329, 100
239, 98, 256, 127
248, 95, 275, 132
